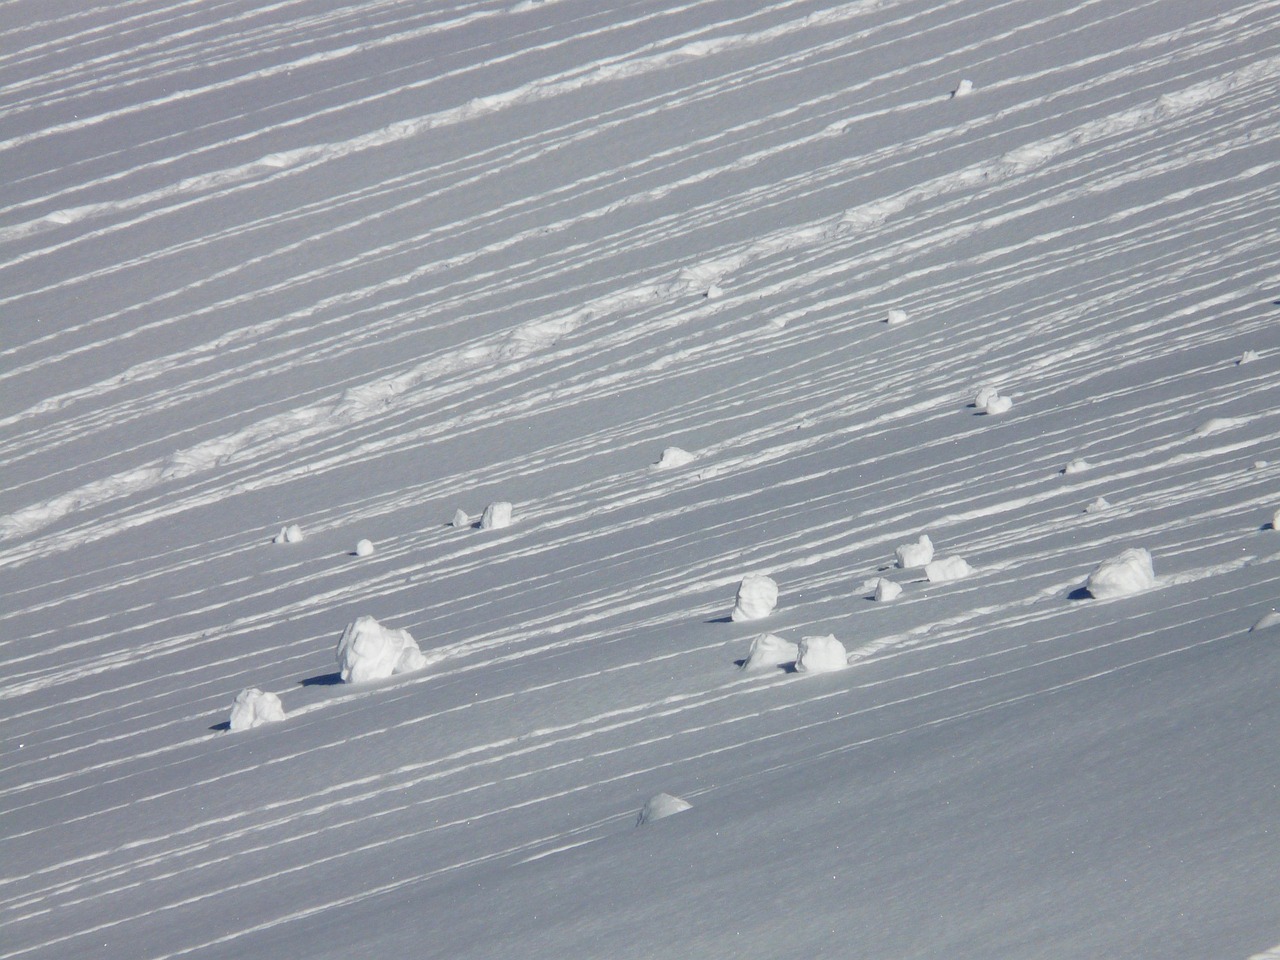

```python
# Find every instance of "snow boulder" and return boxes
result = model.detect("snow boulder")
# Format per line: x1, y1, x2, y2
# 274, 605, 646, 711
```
925, 556, 973, 582
740, 633, 798, 671
273, 523, 304, 544
794, 635, 848, 674
655, 446, 696, 469
895, 534, 934, 569
354, 538, 375, 557
1238, 350, 1260, 364
637, 792, 692, 826
1084, 548, 1156, 599
731, 574, 778, 621
480, 501, 513, 530
228, 688, 285, 732
336, 616, 427, 683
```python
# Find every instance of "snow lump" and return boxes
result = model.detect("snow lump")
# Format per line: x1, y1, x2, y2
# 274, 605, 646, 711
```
354, 538, 375, 557
794, 635, 848, 674
481, 501, 513, 529
655, 446, 696, 469
229, 688, 285, 731
895, 534, 934, 569
925, 556, 973, 582
731, 573, 778, 621
273, 523, 304, 544
336, 616, 427, 683
873, 577, 903, 601
637, 792, 692, 826
1084, 548, 1156, 599
740, 633, 798, 671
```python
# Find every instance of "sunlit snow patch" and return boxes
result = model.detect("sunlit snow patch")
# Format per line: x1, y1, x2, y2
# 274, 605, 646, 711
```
731, 573, 778, 621
740, 633, 798, 671
480, 501, 513, 529
273, 523, 304, 544
228, 688, 285, 731
336, 616, 427, 683
655, 446, 696, 469
637, 792, 692, 825
925, 556, 973, 582
794, 635, 848, 674
895, 534, 934, 569
1084, 548, 1155, 599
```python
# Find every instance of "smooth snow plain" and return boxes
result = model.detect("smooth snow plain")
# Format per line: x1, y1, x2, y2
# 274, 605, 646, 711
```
2, 1, 1279, 958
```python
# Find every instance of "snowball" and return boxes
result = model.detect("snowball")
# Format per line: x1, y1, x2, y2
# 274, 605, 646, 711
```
974, 385, 1000, 409
925, 556, 973, 582
873, 577, 902, 601
1085, 496, 1111, 513
983, 394, 1013, 415
228, 688, 285, 732
794, 635, 848, 674
355, 538, 374, 557
637, 792, 692, 826
895, 534, 934, 569
731, 573, 778, 621
952, 79, 974, 98
1238, 350, 1260, 364
1063, 458, 1091, 474
335, 616, 427, 683
741, 633, 798, 671
451, 508, 470, 528
885, 308, 909, 325
480, 501, 513, 530
273, 523, 304, 544
655, 446, 696, 469
1084, 548, 1155, 599
1250, 610, 1280, 632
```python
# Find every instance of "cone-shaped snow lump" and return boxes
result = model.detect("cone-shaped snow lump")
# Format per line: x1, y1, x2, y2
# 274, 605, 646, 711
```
637, 792, 692, 826
336, 616, 427, 683
874, 577, 903, 601
655, 446, 696, 469
1085, 548, 1155, 598
354, 538, 374, 557
228, 688, 285, 731
731, 574, 778, 621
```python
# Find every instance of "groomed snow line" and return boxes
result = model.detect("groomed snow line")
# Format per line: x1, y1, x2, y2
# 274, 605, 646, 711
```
335, 616, 427, 683
1084, 548, 1156, 599
228, 688, 285, 731
731, 573, 778, 621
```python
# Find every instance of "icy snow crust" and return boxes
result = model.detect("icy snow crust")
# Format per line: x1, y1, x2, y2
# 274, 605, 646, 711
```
3, 2, 1280, 959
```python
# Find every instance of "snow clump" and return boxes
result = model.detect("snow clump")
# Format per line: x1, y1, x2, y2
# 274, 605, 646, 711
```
229, 688, 285, 731
637, 792, 692, 825
1085, 496, 1111, 513
925, 556, 973, 582
480, 501, 513, 529
273, 523, 304, 544
731, 573, 778, 621
355, 538, 374, 557
895, 534, 934, 569
1063, 458, 1091, 474
336, 616, 427, 683
655, 446, 696, 469
873, 577, 903, 601
885, 308, 909, 325
451, 508, 470, 528
1084, 548, 1156, 599
741, 633, 798, 671
1238, 350, 1260, 364
1270, 508, 1280, 530
794, 635, 848, 674
973, 385, 1012, 414
952, 79, 974, 98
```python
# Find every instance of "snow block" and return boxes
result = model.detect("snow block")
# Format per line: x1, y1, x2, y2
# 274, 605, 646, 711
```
336, 616, 427, 683
895, 534, 934, 569
480, 501, 513, 530
731, 573, 778, 621
637, 792, 692, 826
925, 556, 973, 582
273, 523, 304, 544
229, 688, 285, 732
655, 446, 696, 469
873, 577, 903, 601
741, 633, 798, 671
1085, 548, 1155, 599
1238, 350, 1260, 364
355, 538, 374, 557
1270, 508, 1280, 531
794, 635, 848, 674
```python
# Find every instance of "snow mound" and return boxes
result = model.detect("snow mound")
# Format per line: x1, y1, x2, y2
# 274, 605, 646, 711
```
925, 556, 973, 582
655, 446, 696, 469
1085, 496, 1112, 513
354, 538, 374, 557
1063, 458, 1091, 474
1085, 548, 1156, 599
895, 534, 934, 569
952, 79, 974, 98
637, 792, 692, 825
794, 635, 848, 674
336, 616, 427, 683
873, 577, 903, 601
273, 523, 304, 544
740, 633, 798, 670
885, 308, 909, 325
1250, 611, 1280, 632
480, 501, 513, 529
731, 573, 778, 621
451, 508, 470, 528
228, 688, 285, 731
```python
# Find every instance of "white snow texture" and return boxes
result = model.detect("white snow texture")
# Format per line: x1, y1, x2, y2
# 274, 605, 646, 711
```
335, 616, 427, 683
731, 573, 779, 621
228, 688, 285, 731
1085, 548, 1156, 599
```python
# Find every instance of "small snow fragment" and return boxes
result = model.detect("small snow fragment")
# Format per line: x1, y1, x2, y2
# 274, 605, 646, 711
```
873, 577, 902, 601
637, 792, 692, 826
794, 635, 848, 674
885, 308, 909, 326
1238, 350, 1260, 365
925, 556, 973, 582
480, 501, 513, 530
741, 633, 798, 671
1063, 458, 1091, 475
705, 283, 723, 300
895, 534, 934, 569
952, 79, 974, 98
983, 394, 1013, 415
355, 538, 374, 557
1085, 496, 1111, 513
731, 573, 778, 622
228, 688, 285, 732
336, 616, 427, 683
451, 509, 470, 528
273, 523, 304, 544
1250, 611, 1280, 632
655, 446, 696, 469
1084, 548, 1155, 599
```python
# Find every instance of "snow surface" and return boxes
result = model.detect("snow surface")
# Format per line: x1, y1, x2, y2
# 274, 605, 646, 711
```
3, 0, 1279, 958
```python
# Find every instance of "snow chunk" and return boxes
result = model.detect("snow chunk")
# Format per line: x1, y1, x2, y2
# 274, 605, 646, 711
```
229, 688, 285, 731
273, 523, 304, 544
925, 556, 973, 582
885, 308, 909, 326
741, 633, 798, 671
974, 386, 1011, 414
895, 534, 934, 569
731, 574, 778, 621
637, 792, 692, 826
794, 635, 848, 674
336, 616, 427, 683
480, 501, 513, 530
704, 283, 723, 300
355, 538, 375, 557
1270, 508, 1280, 531
1085, 496, 1111, 513
1085, 548, 1156, 599
983, 394, 1013, 415
873, 577, 903, 601
952, 79, 974, 98
451, 508, 470, 529
1250, 611, 1280, 632
655, 446, 696, 469
1238, 350, 1260, 365
1063, 458, 1091, 474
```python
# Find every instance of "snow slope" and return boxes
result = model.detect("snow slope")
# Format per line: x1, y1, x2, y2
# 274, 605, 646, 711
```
2, 0, 1279, 957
